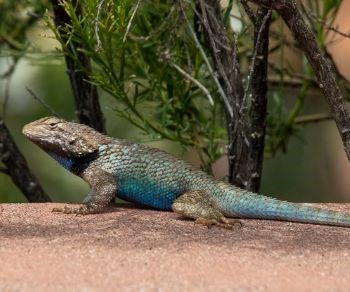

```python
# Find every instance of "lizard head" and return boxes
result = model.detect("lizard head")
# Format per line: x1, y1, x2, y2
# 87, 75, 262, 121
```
23, 116, 111, 158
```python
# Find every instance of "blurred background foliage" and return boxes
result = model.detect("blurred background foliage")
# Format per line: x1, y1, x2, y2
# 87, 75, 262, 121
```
1, 0, 350, 203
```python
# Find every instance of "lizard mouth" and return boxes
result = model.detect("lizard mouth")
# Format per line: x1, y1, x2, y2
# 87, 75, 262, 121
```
22, 125, 42, 144
22, 125, 59, 153
22, 124, 31, 137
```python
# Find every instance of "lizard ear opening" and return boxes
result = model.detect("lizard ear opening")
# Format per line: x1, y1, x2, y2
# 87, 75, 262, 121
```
67, 136, 100, 156
62, 120, 113, 157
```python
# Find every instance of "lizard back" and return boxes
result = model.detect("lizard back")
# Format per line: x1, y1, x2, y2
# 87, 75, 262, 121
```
88, 140, 202, 209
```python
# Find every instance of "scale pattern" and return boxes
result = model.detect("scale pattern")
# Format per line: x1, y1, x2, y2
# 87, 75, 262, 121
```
89, 142, 194, 209
85, 142, 350, 227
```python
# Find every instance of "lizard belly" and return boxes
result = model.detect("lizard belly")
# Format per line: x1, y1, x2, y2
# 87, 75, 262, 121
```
116, 177, 183, 210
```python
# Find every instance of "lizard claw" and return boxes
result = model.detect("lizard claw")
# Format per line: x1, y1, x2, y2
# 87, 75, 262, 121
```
220, 216, 243, 228
195, 218, 215, 229
194, 217, 242, 230
52, 205, 95, 215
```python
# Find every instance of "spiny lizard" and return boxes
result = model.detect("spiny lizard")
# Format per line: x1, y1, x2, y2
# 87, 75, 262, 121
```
23, 116, 350, 228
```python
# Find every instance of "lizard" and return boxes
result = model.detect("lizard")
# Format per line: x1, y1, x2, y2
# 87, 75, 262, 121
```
22, 116, 350, 228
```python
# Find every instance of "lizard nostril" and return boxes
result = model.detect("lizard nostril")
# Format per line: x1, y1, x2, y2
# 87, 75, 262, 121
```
68, 138, 76, 145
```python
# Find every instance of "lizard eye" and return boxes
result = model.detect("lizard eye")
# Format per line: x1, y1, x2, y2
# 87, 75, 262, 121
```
48, 122, 58, 129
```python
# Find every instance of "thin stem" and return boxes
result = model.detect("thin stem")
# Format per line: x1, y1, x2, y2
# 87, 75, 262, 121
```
26, 87, 61, 117
185, 19, 233, 118
123, 0, 142, 43
295, 113, 332, 124
94, 0, 106, 51
170, 63, 214, 106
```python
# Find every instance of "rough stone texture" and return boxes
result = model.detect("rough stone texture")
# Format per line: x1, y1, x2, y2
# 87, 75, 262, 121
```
1, 203, 350, 291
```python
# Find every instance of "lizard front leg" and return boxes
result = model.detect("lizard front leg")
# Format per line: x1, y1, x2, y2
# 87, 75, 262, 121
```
53, 167, 116, 215
171, 190, 241, 229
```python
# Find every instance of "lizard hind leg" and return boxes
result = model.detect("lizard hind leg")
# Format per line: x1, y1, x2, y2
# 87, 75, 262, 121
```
171, 190, 241, 229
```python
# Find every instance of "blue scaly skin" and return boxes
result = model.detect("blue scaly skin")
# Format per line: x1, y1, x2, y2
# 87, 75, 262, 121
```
23, 116, 350, 229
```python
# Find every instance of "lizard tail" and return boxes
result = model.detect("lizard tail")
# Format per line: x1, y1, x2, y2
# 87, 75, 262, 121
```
217, 189, 350, 227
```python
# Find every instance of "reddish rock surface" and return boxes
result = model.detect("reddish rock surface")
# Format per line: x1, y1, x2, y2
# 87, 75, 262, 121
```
1, 203, 350, 291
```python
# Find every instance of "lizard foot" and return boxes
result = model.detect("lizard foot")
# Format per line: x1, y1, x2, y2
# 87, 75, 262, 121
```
52, 204, 98, 215
195, 217, 242, 230
172, 190, 242, 230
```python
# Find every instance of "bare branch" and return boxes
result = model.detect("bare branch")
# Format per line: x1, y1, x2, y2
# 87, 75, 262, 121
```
239, 0, 256, 23
0, 119, 51, 202
196, 0, 247, 187
185, 13, 233, 117
245, 8, 271, 192
243, 10, 271, 108
51, 0, 105, 133
308, 13, 350, 39
249, 0, 350, 161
